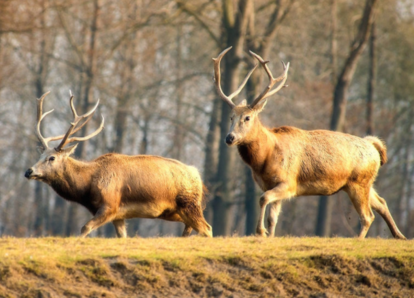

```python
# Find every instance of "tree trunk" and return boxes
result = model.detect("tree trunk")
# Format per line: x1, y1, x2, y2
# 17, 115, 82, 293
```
330, 0, 338, 84
32, 2, 51, 236
244, 59, 261, 235
212, 0, 252, 236
75, 0, 99, 160
315, 196, 333, 236
366, 22, 376, 136
400, 108, 413, 235
244, 165, 258, 235
66, 0, 100, 237
203, 96, 221, 225
315, 0, 377, 237
400, 133, 411, 230
405, 148, 414, 237
32, 181, 44, 236
51, 195, 67, 235
171, 24, 185, 161
212, 89, 237, 236
33, 81, 46, 236
366, 22, 377, 236
330, 0, 377, 132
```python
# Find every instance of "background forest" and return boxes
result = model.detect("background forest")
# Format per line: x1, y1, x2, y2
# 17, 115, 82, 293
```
0, 0, 413, 239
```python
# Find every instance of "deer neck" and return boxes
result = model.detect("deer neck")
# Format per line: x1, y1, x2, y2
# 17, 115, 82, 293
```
49, 158, 95, 204
237, 119, 274, 171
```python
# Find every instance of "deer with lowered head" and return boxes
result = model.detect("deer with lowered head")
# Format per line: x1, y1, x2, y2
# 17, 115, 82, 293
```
25, 92, 212, 238
213, 47, 406, 239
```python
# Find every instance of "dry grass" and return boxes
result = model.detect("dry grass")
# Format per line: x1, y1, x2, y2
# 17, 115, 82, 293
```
0, 237, 413, 297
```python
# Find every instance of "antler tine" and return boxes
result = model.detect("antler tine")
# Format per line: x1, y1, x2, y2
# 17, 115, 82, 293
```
62, 115, 105, 144
53, 91, 99, 141
36, 91, 54, 149
68, 113, 94, 135
213, 47, 258, 108
249, 50, 290, 108
265, 61, 289, 99
213, 47, 235, 108
69, 91, 77, 118
69, 92, 100, 121
55, 93, 102, 151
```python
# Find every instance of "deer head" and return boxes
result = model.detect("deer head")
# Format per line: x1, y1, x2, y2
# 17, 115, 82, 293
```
213, 47, 289, 146
25, 91, 104, 182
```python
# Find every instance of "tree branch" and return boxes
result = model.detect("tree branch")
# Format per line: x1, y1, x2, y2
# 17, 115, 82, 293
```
175, 0, 220, 47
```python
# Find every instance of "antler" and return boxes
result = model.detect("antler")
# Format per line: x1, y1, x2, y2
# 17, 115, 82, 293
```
36, 91, 66, 149
35, 91, 104, 152
55, 91, 104, 151
249, 50, 290, 108
212, 46, 258, 108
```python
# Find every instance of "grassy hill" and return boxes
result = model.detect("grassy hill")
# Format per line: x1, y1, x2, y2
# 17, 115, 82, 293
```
0, 237, 413, 297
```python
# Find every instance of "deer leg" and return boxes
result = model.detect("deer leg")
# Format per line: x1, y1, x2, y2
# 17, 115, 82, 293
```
256, 183, 293, 237
178, 210, 212, 237
267, 201, 282, 237
182, 225, 193, 237
112, 219, 127, 238
161, 213, 193, 237
176, 200, 212, 237
344, 184, 375, 239
369, 188, 406, 240
80, 208, 115, 238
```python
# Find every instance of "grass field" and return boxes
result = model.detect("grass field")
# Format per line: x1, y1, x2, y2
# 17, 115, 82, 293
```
0, 237, 413, 297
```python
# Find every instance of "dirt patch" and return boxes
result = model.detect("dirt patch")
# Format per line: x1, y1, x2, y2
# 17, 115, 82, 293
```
0, 238, 413, 297
1, 254, 413, 297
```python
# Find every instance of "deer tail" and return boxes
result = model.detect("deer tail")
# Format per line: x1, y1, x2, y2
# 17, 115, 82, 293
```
365, 136, 387, 166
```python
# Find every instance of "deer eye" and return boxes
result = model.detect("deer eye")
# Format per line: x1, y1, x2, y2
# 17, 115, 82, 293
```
49, 156, 55, 162
245, 116, 250, 121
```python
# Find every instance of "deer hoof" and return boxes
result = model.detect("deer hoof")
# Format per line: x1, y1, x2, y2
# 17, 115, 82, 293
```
256, 228, 268, 237
80, 225, 91, 237
395, 233, 407, 240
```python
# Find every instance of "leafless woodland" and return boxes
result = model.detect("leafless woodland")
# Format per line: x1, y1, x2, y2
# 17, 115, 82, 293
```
0, 0, 413, 238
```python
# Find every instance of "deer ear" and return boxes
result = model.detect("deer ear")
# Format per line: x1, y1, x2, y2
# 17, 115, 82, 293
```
60, 144, 78, 156
240, 99, 247, 106
253, 99, 268, 112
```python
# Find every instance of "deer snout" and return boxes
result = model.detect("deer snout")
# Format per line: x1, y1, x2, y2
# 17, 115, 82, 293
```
226, 134, 235, 145
24, 168, 33, 179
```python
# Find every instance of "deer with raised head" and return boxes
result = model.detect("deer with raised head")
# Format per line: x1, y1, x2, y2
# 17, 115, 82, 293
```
25, 92, 212, 238
213, 47, 406, 239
